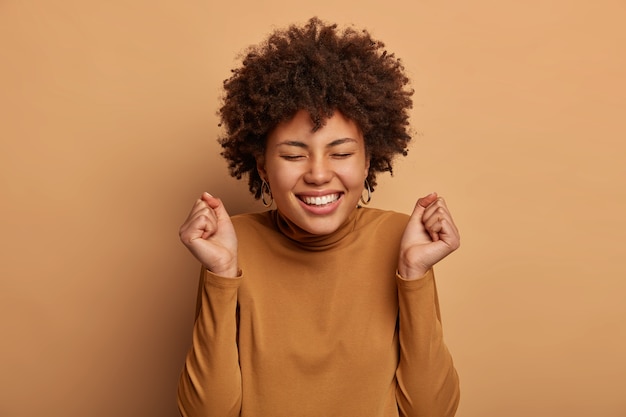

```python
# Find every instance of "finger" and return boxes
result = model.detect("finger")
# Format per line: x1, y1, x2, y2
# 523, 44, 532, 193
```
195, 194, 233, 240
423, 198, 459, 235
185, 205, 218, 233
417, 192, 438, 209
428, 222, 441, 242
437, 218, 461, 250
423, 203, 454, 240
187, 194, 216, 221
203, 194, 232, 223
194, 214, 218, 239
423, 204, 452, 228
185, 198, 206, 219
422, 196, 448, 217
188, 192, 223, 223
410, 192, 438, 221
180, 202, 218, 241
424, 216, 460, 249
200, 217, 217, 240
423, 209, 454, 238
179, 213, 217, 243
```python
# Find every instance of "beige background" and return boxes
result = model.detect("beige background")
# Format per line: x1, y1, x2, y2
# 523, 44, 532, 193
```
1, 1, 625, 416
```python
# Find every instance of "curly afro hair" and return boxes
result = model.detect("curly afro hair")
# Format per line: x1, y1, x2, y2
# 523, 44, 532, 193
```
218, 17, 414, 199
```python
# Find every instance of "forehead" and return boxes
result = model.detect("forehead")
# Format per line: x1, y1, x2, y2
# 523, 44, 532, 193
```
267, 110, 363, 145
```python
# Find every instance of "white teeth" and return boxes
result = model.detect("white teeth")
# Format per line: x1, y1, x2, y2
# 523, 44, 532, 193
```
302, 194, 339, 206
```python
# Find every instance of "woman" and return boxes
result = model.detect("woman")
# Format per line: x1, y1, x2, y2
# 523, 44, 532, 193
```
178, 17, 460, 417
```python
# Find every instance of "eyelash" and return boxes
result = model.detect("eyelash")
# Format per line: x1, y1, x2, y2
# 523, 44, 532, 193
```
281, 155, 305, 161
280, 153, 353, 161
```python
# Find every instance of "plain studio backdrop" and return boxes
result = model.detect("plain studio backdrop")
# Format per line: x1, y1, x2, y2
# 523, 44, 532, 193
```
1, 1, 625, 416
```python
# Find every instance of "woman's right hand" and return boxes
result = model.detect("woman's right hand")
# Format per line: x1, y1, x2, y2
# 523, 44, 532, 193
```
179, 192, 239, 277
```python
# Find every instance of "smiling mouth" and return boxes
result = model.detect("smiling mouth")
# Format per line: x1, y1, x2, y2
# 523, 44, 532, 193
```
299, 193, 341, 206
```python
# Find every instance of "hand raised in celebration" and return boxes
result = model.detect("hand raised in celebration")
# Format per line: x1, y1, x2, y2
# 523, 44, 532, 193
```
179, 192, 239, 278
397, 192, 460, 280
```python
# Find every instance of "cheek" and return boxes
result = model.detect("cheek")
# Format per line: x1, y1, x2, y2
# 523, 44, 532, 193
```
337, 166, 367, 189
267, 164, 299, 191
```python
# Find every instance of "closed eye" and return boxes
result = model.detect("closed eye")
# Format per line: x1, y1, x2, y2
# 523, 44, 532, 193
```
280, 155, 306, 161
331, 153, 353, 159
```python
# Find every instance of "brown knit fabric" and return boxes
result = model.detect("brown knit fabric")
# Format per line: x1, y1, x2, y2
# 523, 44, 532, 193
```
178, 207, 459, 417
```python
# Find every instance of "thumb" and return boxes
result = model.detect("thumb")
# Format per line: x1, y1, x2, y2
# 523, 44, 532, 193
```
203, 192, 231, 222
413, 192, 438, 217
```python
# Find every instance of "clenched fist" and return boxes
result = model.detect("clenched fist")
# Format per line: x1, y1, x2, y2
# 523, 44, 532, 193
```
179, 192, 239, 278
398, 192, 460, 280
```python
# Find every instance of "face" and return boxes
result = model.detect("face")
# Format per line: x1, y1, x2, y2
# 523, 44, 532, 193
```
257, 109, 370, 235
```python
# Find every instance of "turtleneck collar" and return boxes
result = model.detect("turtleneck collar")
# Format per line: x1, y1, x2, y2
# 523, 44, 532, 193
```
270, 208, 360, 251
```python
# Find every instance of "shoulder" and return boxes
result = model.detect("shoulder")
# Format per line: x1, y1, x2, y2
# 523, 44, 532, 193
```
230, 211, 283, 253
231, 211, 274, 234
354, 207, 409, 237
355, 207, 409, 226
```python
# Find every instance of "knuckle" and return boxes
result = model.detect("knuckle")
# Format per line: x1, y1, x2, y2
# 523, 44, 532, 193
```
197, 212, 212, 223
179, 229, 191, 243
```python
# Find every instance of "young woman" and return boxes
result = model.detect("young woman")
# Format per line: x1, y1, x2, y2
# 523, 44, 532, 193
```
178, 17, 460, 417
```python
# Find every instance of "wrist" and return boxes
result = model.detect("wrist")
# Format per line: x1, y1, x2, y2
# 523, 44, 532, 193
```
397, 262, 429, 281
206, 259, 239, 278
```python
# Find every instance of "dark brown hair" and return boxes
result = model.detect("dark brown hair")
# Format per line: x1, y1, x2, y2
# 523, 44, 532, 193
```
218, 17, 414, 198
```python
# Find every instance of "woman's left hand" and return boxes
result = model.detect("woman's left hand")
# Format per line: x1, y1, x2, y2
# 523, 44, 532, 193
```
397, 192, 460, 280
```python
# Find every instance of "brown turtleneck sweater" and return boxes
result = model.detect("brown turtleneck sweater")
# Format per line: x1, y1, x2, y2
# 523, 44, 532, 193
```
178, 207, 459, 417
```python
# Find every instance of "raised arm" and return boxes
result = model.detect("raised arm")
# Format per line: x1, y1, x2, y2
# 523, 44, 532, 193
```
395, 193, 461, 416
177, 193, 242, 416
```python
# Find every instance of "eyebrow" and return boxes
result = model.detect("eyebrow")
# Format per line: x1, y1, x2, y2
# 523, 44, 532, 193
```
275, 138, 358, 149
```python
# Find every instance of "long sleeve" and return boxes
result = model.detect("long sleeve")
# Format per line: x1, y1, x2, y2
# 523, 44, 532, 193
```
177, 269, 243, 417
395, 269, 460, 417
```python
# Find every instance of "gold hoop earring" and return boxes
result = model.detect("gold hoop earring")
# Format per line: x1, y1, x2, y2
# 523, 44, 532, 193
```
360, 179, 371, 205
261, 179, 273, 208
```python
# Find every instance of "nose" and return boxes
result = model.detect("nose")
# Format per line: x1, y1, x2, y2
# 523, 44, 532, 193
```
303, 156, 333, 185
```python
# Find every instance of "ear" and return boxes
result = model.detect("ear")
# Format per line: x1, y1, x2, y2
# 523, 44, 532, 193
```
256, 155, 267, 181
363, 154, 371, 179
